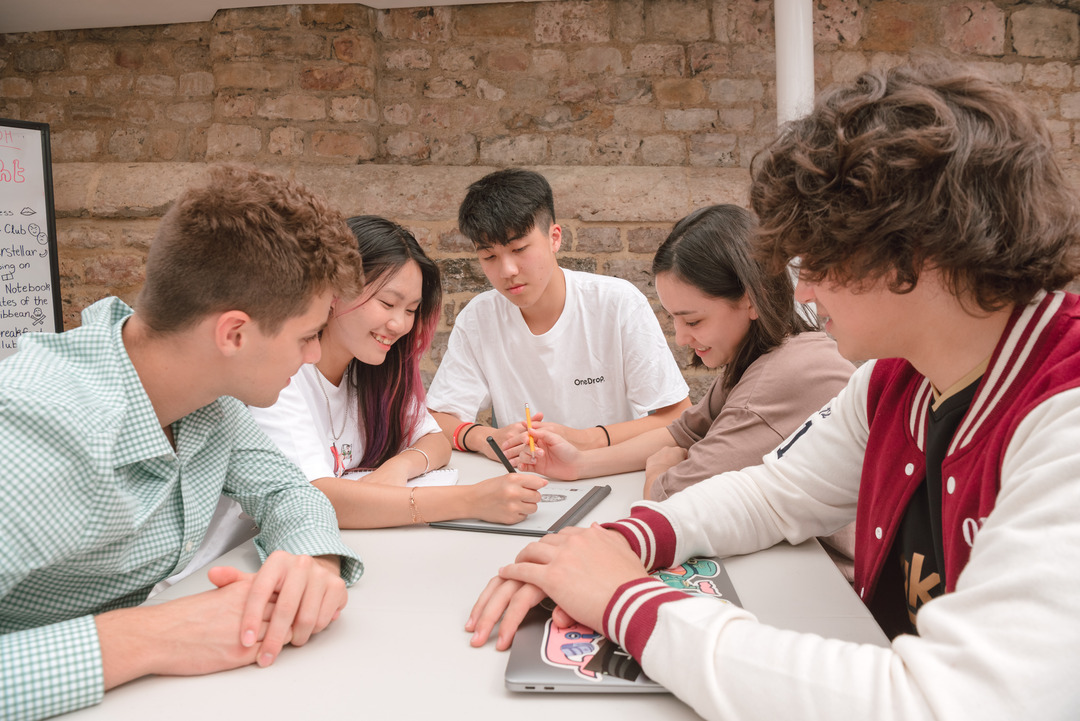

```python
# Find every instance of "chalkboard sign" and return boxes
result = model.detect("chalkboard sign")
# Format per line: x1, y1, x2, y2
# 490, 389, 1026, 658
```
0, 119, 62, 360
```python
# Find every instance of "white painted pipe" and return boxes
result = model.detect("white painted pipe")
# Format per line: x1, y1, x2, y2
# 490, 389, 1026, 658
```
774, 1, 817, 321
774, 0, 815, 124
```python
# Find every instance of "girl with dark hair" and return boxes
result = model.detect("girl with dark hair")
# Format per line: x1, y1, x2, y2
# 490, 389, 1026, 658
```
250, 216, 545, 527
510, 205, 853, 506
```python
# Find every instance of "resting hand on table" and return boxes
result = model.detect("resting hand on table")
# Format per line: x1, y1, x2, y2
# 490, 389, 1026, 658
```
505, 426, 584, 480
466, 524, 648, 650
467, 472, 548, 524
467, 577, 549, 651
226, 550, 347, 667
96, 551, 346, 688
97, 571, 279, 688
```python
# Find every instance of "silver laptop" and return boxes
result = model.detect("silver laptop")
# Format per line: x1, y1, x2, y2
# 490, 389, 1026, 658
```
505, 557, 741, 693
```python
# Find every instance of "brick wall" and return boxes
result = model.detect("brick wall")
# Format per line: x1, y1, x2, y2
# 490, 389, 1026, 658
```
2, 0, 1080, 397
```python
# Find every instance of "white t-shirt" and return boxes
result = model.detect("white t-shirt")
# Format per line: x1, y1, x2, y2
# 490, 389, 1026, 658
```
426, 268, 689, 428
248, 363, 441, 480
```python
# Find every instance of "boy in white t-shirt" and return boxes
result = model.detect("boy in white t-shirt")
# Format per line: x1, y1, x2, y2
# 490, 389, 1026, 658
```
427, 168, 691, 462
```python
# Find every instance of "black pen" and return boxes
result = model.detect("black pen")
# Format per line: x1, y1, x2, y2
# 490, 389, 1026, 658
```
487, 436, 517, 473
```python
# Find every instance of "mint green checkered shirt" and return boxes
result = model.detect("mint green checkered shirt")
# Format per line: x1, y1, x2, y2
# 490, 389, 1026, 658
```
0, 298, 363, 721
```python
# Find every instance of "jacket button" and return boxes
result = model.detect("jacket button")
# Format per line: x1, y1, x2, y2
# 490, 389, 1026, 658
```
875, 527, 883, 540
947, 476, 956, 494
904, 462, 915, 475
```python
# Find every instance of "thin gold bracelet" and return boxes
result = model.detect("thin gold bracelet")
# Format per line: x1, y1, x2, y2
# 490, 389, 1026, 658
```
409, 487, 426, 525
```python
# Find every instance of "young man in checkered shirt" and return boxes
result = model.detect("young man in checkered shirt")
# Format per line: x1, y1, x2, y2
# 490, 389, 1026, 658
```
1, 166, 366, 720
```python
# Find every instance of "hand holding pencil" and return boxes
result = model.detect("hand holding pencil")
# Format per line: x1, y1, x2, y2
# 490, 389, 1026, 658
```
525, 403, 536, 456
506, 425, 585, 481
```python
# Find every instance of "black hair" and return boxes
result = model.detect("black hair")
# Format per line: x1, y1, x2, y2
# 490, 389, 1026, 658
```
458, 168, 557, 249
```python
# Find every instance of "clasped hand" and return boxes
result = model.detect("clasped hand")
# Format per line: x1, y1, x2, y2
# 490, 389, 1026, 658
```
98, 550, 347, 689
227, 550, 346, 667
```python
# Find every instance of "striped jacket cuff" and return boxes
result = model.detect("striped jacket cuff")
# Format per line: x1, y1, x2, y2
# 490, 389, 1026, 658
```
603, 577, 693, 660
601, 506, 677, 571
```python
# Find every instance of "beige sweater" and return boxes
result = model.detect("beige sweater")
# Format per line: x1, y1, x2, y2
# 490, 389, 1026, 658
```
652, 331, 857, 574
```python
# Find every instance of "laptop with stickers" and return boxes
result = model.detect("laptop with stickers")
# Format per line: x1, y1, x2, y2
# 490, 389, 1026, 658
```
504, 557, 741, 693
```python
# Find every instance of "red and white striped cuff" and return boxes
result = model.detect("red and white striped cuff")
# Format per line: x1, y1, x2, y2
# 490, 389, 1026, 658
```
601, 505, 677, 571
603, 577, 692, 659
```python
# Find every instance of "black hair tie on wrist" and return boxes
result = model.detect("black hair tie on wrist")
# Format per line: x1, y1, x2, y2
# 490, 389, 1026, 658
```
460, 423, 481, 452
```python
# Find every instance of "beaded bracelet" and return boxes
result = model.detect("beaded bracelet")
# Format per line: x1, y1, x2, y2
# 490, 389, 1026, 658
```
452, 421, 473, 452
596, 424, 611, 446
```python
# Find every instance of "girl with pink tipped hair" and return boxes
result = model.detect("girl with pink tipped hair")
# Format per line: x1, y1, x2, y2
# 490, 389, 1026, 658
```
249, 215, 545, 528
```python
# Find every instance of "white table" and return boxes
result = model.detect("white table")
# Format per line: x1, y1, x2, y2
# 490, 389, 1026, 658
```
68, 452, 886, 720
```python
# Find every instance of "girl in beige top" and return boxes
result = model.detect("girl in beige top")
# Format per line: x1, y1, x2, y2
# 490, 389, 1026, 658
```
508, 204, 855, 567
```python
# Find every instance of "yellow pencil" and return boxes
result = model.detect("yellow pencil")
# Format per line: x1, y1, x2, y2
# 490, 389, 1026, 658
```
525, 403, 536, 454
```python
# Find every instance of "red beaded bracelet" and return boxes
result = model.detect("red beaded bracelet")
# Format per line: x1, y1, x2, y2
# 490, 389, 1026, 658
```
452, 421, 473, 452
460, 423, 481, 452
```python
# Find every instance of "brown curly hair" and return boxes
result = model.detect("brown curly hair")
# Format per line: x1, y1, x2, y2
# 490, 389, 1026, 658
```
750, 60, 1080, 311
138, 165, 363, 334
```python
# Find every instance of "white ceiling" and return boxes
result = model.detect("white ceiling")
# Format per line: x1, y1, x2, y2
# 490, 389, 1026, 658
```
1, 0, 528, 35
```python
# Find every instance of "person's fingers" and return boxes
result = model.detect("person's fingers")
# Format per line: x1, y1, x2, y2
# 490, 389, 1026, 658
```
495, 583, 548, 651
527, 426, 555, 442
311, 579, 347, 636
512, 538, 563, 564
466, 575, 505, 632
239, 556, 286, 650
499, 425, 526, 445
250, 555, 309, 665
551, 604, 582, 630
207, 565, 247, 589
503, 437, 527, 458
286, 571, 328, 648
497, 561, 548, 591
517, 473, 548, 491
467, 577, 521, 645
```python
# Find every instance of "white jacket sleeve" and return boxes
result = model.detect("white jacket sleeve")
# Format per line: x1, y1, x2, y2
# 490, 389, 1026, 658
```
618, 381, 1080, 721
626, 361, 871, 566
